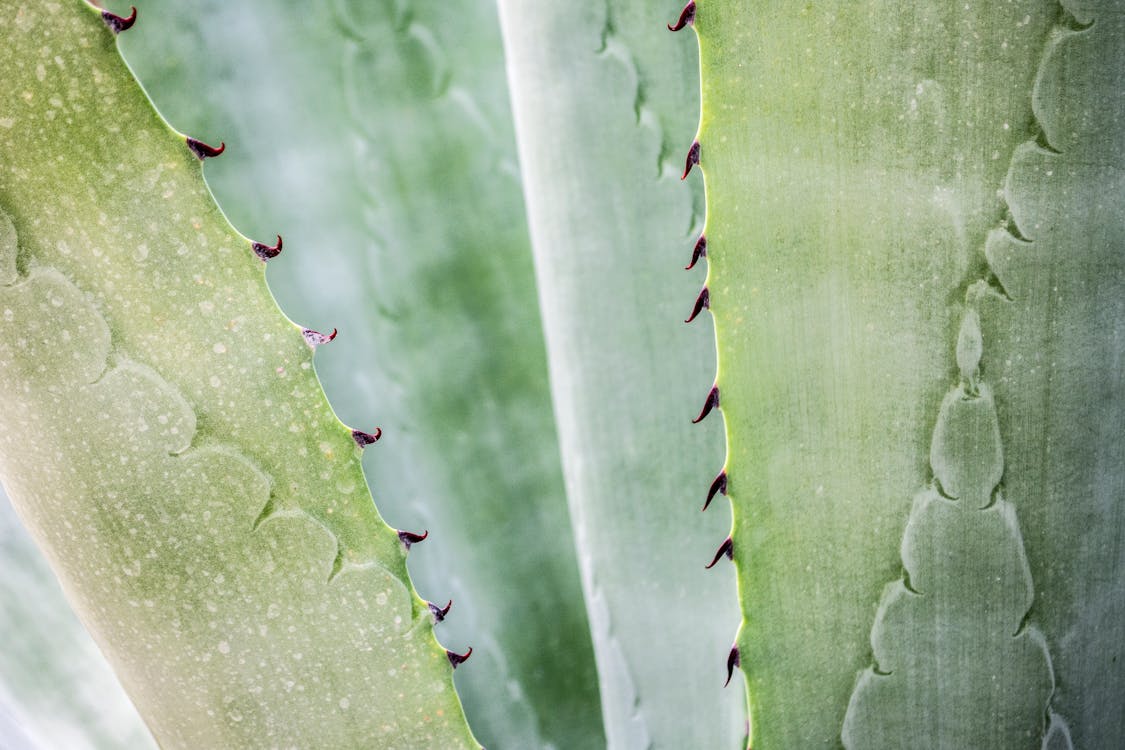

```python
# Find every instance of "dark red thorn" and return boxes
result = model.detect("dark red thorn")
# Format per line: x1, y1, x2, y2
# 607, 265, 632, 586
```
692, 385, 720, 424
681, 141, 700, 180
302, 327, 337, 347
667, 1, 696, 31
685, 235, 707, 270
725, 645, 741, 687
429, 599, 453, 622
252, 234, 283, 261
685, 286, 710, 323
351, 428, 382, 448
705, 536, 734, 569
703, 470, 728, 511
447, 646, 473, 668
397, 528, 428, 549
101, 6, 136, 33
186, 137, 226, 160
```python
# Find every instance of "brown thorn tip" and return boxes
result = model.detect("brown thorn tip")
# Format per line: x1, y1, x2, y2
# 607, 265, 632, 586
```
351, 428, 382, 448
692, 385, 720, 423
705, 536, 734, 569
667, 1, 696, 31
429, 599, 453, 622
685, 235, 707, 270
397, 529, 429, 548
685, 286, 710, 323
447, 646, 473, 668
186, 137, 226, 160
681, 141, 700, 180
725, 646, 741, 687
302, 327, 338, 347
102, 6, 136, 33
252, 234, 283, 261
702, 470, 728, 511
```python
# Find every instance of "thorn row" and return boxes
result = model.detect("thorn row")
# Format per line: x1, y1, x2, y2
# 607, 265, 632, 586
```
186, 137, 226, 160
429, 599, 453, 622
447, 646, 473, 669
668, 11, 735, 695
252, 234, 283, 261
101, 5, 136, 33
685, 286, 710, 323
667, 1, 696, 31
725, 645, 741, 687
681, 140, 700, 180
702, 470, 728, 511
397, 528, 428, 549
705, 536, 734, 569
685, 235, 707, 270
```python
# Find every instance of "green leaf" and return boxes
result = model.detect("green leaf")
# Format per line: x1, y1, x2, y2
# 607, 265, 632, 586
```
0, 492, 153, 749
497, 1, 747, 747
696, 0, 1123, 746
104, 0, 605, 745
0, 3, 475, 746
975, 5, 1125, 745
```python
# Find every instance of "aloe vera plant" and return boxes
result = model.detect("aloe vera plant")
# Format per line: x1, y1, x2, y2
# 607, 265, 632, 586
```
1, 0, 1121, 748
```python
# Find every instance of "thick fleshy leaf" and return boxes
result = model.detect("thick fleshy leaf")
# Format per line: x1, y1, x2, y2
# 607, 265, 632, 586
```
497, 2, 747, 747
106, 0, 603, 747
0, 490, 153, 749
975, 5, 1125, 745
695, 0, 1123, 746
0, 3, 475, 747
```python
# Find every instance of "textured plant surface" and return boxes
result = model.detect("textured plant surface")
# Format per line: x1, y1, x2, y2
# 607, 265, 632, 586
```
0, 499, 153, 749
0, 3, 476, 746
106, 1, 605, 747
495, 2, 745, 748
691, 0, 1123, 746
2, 0, 1122, 748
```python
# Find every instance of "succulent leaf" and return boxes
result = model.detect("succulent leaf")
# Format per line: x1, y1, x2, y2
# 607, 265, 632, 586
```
695, 0, 1124, 746
0, 3, 476, 746
103, 0, 606, 745
497, 1, 748, 747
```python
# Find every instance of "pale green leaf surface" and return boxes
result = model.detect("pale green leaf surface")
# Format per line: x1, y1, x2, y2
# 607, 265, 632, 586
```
695, 0, 1119, 746
976, 3, 1125, 745
498, 2, 746, 748
103, 1, 604, 747
0, 3, 475, 747
0, 490, 153, 750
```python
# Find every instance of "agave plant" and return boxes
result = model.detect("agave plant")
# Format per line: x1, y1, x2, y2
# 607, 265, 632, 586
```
0, 0, 1120, 749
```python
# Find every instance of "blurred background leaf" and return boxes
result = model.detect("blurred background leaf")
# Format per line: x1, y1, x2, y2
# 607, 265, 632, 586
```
496, 1, 746, 747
